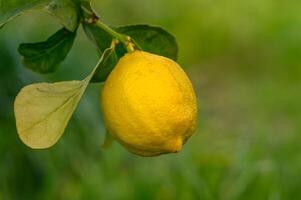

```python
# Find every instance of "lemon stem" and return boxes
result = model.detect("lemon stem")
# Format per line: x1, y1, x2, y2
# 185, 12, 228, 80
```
94, 20, 135, 53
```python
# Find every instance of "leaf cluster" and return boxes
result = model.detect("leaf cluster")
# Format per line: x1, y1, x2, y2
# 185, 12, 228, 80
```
0, 0, 179, 148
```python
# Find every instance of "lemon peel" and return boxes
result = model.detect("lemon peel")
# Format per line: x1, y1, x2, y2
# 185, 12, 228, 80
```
101, 51, 197, 156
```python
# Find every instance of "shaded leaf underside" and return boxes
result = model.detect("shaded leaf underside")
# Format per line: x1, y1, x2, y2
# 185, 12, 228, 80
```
18, 28, 76, 73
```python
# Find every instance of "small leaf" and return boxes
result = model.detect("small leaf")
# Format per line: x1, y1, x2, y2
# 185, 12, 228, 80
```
102, 130, 114, 149
116, 25, 178, 61
18, 28, 76, 74
14, 47, 114, 149
83, 22, 118, 83
83, 23, 112, 54
91, 46, 117, 82
45, 0, 79, 31
0, 0, 79, 31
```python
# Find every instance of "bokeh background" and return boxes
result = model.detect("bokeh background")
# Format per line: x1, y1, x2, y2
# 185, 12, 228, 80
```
1, 0, 301, 199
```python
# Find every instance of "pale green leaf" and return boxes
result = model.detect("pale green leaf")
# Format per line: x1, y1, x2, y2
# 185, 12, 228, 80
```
14, 47, 112, 149
14, 80, 87, 148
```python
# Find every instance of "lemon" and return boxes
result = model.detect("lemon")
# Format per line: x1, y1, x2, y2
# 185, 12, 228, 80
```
101, 51, 197, 156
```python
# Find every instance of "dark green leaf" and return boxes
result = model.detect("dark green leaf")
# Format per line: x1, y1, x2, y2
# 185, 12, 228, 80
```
91, 46, 117, 82
0, 0, 79, 31
116, 25, 178, 61
18, 28, 76, 74
83, 24, 178, 61
81, 1, 106, 48
83, 24, 178, 82
83, 23, 118, 82
83, 23, 112, 54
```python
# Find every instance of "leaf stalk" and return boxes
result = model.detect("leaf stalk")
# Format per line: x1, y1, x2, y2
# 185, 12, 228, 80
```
94, 20, 135, 52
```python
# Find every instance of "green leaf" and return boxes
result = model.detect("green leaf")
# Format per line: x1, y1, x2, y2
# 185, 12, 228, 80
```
83, 24, 178, 82
0, 0, 79, 31
0, 0, 46, 28
14, 47, 112, 149
83, 22, 118, 83
80, 0, 93, 19
18, 28, 76, 74
116, 25, 178, 61
14, 80, 87, 149
83, 23, 112, 54
83, 24, 178, 61
45, 0, 79, 31
102, 130, 114, 149
91, 46, 117, 82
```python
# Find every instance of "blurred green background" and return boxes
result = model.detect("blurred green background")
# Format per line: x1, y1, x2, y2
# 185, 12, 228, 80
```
1, 0, 301, 199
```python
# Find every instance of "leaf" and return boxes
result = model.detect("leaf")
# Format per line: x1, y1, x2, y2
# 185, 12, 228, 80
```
83, 23, 112, 54
91, 46, 117, 82
81, 1, 109, 52
14, 47, 112, 149
80, 0, 93, 19
116, 25, 178, 61
102, 130, 114, 149
83, 24, 179, 82
18, 28, 76, 74
83, 24, 178, 61
45, 0, 79, 31
0, 0, 46, 28
14, 80, 87, 148
83, 21, 118, 82
0, 0, 79, 31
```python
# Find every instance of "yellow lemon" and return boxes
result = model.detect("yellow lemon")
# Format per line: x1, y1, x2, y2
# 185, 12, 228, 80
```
101, 51, 197, 156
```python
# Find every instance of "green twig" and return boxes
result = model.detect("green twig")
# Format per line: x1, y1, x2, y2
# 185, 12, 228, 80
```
81, 2, 137, 52
94, 20, 135, 52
